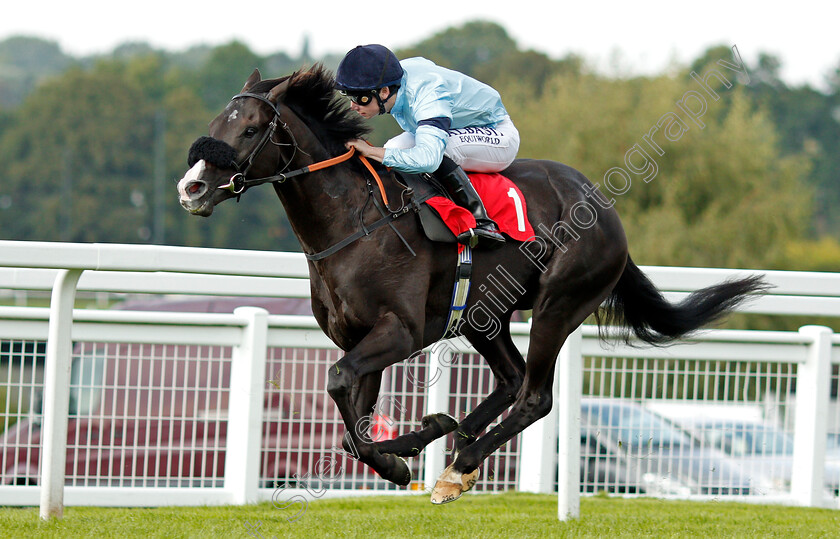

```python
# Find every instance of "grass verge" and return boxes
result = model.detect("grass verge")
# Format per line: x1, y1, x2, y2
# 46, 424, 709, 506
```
1, 492, 839, 538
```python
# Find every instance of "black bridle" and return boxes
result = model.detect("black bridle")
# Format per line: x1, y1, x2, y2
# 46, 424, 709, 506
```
218, 92, 302, 195
207, 91, 418, 260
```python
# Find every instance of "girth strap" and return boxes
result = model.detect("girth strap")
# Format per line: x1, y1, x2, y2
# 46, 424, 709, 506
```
442, 246, 473, 338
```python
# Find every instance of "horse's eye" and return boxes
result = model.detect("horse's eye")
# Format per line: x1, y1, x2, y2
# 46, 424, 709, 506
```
243, 127, 258, 138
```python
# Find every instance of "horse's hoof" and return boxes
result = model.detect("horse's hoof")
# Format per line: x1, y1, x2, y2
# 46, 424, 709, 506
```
461, 467, 480, 492
431, 480, 461, 505
380, 454, 412, 486
430, 464, 480, 505
421, 413, 458, 434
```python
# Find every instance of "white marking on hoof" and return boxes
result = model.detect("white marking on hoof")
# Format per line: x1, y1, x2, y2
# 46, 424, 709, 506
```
439, 464, 462, 485
430, 465, 480, 504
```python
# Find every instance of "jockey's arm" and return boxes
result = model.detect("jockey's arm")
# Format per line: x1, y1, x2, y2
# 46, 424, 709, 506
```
345, 139, 386, 162
382, 124, 448, 173
345, 124, 448, 173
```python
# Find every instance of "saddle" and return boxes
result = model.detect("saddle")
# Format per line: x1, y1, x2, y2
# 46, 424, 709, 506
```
392, 170, 535, 338
399, 173, 461, 243
397, 172, 535, 244
305, 164, 533, 262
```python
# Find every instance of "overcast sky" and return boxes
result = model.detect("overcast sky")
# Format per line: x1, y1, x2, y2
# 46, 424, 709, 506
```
3, 1, 838, 90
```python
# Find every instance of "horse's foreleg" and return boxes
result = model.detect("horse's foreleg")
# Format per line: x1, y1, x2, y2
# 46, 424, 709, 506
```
350, 372, 382, 418
373, 329, 526, 459
375, 412, 459, 457
327, 312, 416, 486
347, 369, 459, 458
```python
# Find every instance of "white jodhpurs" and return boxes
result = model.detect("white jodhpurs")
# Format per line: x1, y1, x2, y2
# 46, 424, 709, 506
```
384, 115, 520, 173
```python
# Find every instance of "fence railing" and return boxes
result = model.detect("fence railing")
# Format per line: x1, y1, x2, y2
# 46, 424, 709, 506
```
0, 240, 839, 521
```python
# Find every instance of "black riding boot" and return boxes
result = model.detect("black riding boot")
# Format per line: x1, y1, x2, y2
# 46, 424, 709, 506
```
434, 158, 505, 250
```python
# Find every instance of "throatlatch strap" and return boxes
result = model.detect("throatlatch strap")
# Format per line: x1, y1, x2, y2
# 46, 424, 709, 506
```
443, 246, 473, 338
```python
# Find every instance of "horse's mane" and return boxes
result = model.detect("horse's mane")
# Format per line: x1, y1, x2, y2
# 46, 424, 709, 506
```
250, 64, 371, 155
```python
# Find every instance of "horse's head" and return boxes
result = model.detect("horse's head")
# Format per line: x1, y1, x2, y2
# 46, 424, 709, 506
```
177, 66, 369, 217
177, 69, 291, 216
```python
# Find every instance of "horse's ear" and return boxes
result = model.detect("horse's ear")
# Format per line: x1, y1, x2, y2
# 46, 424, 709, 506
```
267, 79, 290, 104
241, 69, 261, 92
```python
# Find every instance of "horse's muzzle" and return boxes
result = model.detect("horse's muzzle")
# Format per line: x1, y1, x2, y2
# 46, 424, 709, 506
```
178, 160, 213, 215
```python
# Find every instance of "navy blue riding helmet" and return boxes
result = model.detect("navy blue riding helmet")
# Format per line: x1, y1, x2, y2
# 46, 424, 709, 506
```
335, 44, 404, 114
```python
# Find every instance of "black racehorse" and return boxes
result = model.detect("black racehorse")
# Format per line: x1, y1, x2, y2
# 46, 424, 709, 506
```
177, 65, 766, 504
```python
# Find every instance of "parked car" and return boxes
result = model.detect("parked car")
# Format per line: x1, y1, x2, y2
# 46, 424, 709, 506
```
667, 417, 840, 496
579, 398, 753, 495
0, 296, 397, 488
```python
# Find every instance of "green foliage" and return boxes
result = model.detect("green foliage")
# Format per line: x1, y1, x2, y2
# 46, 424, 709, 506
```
783, 237, 840, 272
503, 70, 812, 269
0, 36, 72, 74
0, 66, 155, 242
398, 20, 518, 74
474, 49, 583, 96
735, 50, 840, 236
0, 31, 836, 269
398, 20, 582, 94
263, 51, 300, 78
195, 41, 264, 110
0, 36, 75, 108
0, 38, 306, 251
0, 386, 18, 435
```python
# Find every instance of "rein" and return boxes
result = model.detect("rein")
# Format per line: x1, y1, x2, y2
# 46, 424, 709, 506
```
220, 144, 357, 195
218, 91, 413, 260
218, 92, 391, 207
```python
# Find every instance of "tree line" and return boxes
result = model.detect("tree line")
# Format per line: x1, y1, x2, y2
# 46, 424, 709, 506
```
0, 21, 838, 272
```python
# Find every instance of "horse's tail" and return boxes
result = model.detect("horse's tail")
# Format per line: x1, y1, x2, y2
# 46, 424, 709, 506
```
597, 256, 770, 345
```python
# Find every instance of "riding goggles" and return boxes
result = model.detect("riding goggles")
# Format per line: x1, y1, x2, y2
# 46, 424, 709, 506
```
339, 89, 377, 106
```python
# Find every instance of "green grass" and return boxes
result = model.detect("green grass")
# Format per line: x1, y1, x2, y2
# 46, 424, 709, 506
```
2, 492, 840, 538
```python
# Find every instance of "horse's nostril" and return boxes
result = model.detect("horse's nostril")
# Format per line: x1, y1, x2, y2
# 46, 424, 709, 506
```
188, 183, 202, 195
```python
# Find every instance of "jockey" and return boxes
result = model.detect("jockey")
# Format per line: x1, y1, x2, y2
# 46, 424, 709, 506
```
336, 44, 520, 250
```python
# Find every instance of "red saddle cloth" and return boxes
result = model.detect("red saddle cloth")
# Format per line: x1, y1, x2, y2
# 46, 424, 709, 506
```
425, 172, 535, 242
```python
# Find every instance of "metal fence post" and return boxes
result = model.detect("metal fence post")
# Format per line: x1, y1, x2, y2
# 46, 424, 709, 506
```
557, 327, 582, 521
791, 325, 833, 507
39, 269, 83, 520
225, 307, 269, 504
424, 341, 452, 492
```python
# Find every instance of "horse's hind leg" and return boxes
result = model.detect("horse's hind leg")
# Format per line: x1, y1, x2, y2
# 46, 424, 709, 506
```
450, 321, 526, 455
422, 324, 528, 502
431, 261, 620, 503
350, 371, 381, 418
429, 315, 578, 504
